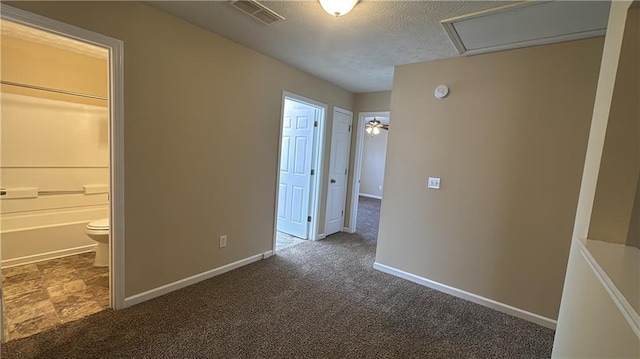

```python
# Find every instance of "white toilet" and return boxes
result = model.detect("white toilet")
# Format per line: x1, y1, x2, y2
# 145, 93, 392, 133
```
85, 218, 109, 267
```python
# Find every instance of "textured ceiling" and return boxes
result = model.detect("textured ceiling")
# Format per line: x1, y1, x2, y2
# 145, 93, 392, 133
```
148, 1, 513, 93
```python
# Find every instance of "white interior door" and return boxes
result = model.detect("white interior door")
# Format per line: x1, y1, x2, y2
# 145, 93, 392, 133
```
277, 104, 315, 238
325, 108, 353, 236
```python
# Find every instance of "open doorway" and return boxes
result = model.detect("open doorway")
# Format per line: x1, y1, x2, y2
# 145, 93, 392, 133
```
273, 93, 326, 252
0, 5, 124, 342
348, 111, 390, 237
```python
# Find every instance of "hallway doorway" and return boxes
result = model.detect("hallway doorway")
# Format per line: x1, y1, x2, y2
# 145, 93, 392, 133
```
0, 4, 125, 341
274, 93, 326, 251
355, 196, 382, 241
348, 111, 390, 235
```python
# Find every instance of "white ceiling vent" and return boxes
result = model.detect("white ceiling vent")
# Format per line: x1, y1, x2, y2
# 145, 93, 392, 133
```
230, 1, 285, 25
441, 1, 610, 55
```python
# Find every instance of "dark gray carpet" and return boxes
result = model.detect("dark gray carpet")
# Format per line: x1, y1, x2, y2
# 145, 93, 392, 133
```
355, 196, 382, 241
1, 197, 554, 358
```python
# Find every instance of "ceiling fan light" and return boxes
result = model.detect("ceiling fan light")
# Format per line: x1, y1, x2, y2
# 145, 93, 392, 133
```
366, 126, 373, 134
318, 0, 358, 17
373, 127, 380, 135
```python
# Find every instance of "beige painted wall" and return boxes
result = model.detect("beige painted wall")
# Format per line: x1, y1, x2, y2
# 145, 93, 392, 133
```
552, 242, 639, 358
345, 91, 391, 228
626, 176, 640, 249
621, 5, 639, 252
353, 91, 392, 114
7, 1, 354, 297
0, 33, 108, 106
588, 5, 639, 245
376, 37, 604, 320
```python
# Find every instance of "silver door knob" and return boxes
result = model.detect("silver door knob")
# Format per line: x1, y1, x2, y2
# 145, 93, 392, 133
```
330, 179, 336, 183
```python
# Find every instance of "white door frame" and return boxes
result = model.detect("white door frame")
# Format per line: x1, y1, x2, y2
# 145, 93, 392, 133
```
346, 111, 390, 233
273, 91, 327, 251
1, 5, 126, 311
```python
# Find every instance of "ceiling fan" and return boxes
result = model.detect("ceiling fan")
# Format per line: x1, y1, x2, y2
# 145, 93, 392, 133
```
365, 118, 389, 136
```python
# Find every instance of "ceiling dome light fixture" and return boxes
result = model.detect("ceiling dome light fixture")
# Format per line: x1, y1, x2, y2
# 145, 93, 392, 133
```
318, 0, 358, 17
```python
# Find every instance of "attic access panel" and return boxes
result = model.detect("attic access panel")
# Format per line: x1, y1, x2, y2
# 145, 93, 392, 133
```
441, 1, 611, 55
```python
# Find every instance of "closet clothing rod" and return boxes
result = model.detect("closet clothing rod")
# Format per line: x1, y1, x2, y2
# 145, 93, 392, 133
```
1, 80, 108, 101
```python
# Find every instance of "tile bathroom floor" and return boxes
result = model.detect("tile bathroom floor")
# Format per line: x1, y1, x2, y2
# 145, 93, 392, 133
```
1, 252, 109, 341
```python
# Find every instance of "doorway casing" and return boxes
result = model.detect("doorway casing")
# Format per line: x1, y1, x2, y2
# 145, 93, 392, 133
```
346, 111, 390, 233
0, 5, 126, 310
273, 91, 327, 251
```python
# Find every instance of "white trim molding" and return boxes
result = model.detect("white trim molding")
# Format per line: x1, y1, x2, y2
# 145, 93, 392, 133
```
124, 252, 269, 307
273, 91, 328, 250
579, 242, 640, 338
359, 193, 382, 200
2, 244, 97, 268
373, 262, 557, 330
348, 111, 390, 233
109, 24, 126, 311
1, 5, 126, 310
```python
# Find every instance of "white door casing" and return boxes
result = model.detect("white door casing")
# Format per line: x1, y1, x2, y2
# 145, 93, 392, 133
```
0, 4, 125, 321
273, 92, 327, 250
277, 105, 316, 238
325, 107, 353, 236
347, 111, 390, 233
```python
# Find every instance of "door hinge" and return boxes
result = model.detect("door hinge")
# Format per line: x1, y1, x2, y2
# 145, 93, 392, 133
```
341, 210, 344, 216
348, 125, 351, 132
307, 216, 312, 222
314, 121, 318, 127
311, 169, 315, 176
345, 168, 347, 175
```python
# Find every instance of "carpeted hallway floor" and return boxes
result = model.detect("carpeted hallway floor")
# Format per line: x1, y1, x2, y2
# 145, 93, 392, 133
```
1, 197, 554, 358
355, 196, 382, 241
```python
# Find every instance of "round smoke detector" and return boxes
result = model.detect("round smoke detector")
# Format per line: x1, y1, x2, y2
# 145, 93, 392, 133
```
435, 85, 449, 99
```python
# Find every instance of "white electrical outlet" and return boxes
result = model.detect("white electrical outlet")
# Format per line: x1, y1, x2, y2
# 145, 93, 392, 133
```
219, 235, 227, 248
428, 177, 441, 189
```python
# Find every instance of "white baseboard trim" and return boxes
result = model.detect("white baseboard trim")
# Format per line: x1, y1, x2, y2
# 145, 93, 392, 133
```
343, 226, 355, 233
263, 250, 274, 259
314, 233, 326, 240
124, 252, 267, 308
2, 244, 97, 268
373, 262, 557, 330
359, 193, 382, 200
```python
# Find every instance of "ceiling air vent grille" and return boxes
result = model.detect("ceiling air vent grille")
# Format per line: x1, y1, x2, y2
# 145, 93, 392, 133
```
230, 1, 285, 25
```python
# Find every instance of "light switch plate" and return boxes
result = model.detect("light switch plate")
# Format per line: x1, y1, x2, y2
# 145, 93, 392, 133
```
428, 177, 441, 189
